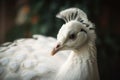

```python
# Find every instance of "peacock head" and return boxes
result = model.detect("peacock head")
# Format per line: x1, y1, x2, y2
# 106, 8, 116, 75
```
51, 8, 96, 55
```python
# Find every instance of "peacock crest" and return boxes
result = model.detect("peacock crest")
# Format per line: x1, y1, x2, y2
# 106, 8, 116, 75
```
56, 8, 88, 23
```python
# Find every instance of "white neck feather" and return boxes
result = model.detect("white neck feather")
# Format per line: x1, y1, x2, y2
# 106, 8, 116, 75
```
55, 43, 99, 80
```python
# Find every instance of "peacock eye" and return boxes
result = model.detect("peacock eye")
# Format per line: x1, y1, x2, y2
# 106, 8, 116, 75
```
80, 28, 87, 33
69, 33, 76, 40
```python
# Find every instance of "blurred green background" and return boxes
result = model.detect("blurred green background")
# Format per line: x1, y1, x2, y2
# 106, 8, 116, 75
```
0, 0, 120, 80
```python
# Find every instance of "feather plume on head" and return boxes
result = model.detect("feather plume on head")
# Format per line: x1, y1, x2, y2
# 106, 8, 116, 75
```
56, 8, 88, 23
56, 8, 95, 31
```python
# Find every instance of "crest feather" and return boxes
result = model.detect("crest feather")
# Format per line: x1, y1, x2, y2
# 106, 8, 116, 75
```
56, 8, 88, 23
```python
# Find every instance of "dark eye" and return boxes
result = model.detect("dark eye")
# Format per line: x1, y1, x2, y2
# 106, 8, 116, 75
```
80, 28, 87, 33
69, 33, 76, 40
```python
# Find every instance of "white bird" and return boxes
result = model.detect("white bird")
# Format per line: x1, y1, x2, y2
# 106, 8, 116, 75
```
0, 8, 99, 80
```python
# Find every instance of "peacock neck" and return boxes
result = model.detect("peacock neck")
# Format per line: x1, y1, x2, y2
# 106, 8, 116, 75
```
72, 42, 97, 61
56, 43, 99, 80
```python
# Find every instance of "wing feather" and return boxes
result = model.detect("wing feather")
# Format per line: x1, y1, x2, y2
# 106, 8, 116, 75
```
0, 35, 69, 80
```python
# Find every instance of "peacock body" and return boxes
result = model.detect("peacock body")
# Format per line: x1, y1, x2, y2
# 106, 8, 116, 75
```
0, 8, 99, 80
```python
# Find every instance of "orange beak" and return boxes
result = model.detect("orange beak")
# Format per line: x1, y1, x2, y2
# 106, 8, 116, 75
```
51, 43, 61, 56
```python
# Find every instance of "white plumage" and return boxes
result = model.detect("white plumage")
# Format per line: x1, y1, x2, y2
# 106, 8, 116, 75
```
0, 8, 99, 80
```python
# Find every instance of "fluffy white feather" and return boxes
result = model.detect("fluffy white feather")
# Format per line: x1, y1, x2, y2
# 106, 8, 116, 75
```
0, 35, 69, 80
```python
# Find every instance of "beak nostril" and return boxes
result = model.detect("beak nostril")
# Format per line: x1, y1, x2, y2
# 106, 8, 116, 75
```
56, 44, 60, 48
